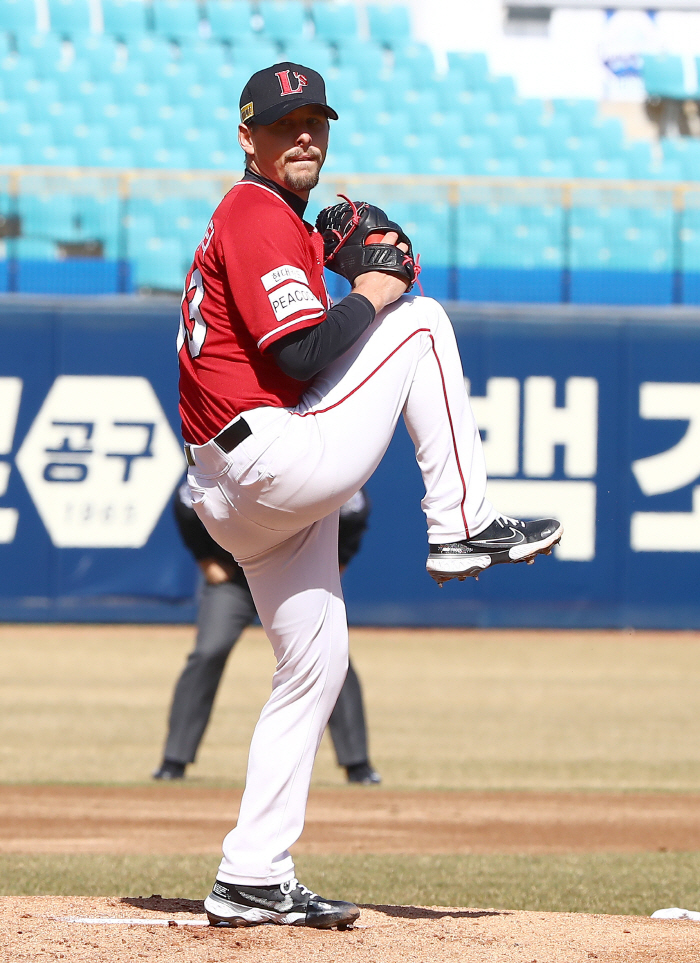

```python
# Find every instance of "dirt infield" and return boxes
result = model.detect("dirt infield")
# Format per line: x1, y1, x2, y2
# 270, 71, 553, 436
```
4, 784, 700, 855
4, 895, 699, 962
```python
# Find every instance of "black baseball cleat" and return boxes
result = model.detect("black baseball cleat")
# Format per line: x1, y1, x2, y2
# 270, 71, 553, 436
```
346, 761, 382, 785
426, 515, 563, 586
152, 759, 186, 780
204, 877, 360, 929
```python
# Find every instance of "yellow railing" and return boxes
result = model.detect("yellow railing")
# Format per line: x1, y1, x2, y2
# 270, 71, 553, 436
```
1, 166, 700, 208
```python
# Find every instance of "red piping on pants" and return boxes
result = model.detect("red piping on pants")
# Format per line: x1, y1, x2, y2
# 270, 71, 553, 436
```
292, 327, 470, 538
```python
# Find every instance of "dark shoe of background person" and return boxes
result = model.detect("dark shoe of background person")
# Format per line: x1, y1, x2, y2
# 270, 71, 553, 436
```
426, 515, 563, 585
152, 759, 186, 780
346, 761, 381, 785
204, 877, 360, 929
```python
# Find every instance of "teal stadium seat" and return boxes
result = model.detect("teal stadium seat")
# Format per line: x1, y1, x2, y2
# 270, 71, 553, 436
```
120, 82, 170, 119
194, 98, 235, 132
590, 116, 624, 155
645, 158, 683, 181
605, 226, 671, 271
536, 158, 574, 177
510, 135, 548, 176
681, 229, 700, 270
161, 62, 200, 100
0, 56, 36, 97
0, 99, 29, 128
49, 0, 91, 37
156, 104, 196, 143
553, 98, 598, 135
455, 134, 492, 171
361, 152, 412, 175
0, 31, 10, 58
322, 150, 355, 174
102, 0, 150, 41
12, 121, 53, 158
282, 40, 334, 74
144, 146, 190, 169
16, 32, 64, 67
71, 125, 112, 164
661, 137, 700, 180
135, 237, 186, 289
642, 54, 693, 100
312, 3, 358, 43
393, 42, 435, 86
369, 108, 411, 145
569, 225, 606, 269
75, 82, 117, 123
485, 112, 519, 152
439, 89, 491, 126
417, 156, 464, 176
0, 144, 23, 163
0, 0, 37, 34
205, 1, 255, 43
496, 223, 562, 268
50, 61, 92, 97
71, 34, 120, 74
93, 145, 135, 168
21, 79, 61, 120
601, 158, 631, 178
230, 38, 279, 74
385, 85, 439, 116
183, 40, 229, 76
31, 145, 80, 165
422, 110, 464, 142
181, 126, 222, 159
152, 0, 202, 42
624, 141, 657, 178
512, 98, 547, 135
337, 38, 386, 79
104, 58, 145, 89
446, 51, 489, 89
258, 1, 306, 42
536, 114, 572, 155
366, 4, 412, 46
487, 75, 516, 112
45, 102, 85, 139
403, 218, 449, 265
129, 37, 175, 82
12, 238, 58, 259
18, 193, 77, 238
457, 223, 495, 268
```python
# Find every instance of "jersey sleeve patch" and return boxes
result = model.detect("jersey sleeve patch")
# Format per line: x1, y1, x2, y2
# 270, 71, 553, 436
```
261, 264, 309, 291
267, 281, 323, 322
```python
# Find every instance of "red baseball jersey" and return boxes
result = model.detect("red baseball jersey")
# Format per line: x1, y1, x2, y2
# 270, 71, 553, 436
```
178, 179, 329, 445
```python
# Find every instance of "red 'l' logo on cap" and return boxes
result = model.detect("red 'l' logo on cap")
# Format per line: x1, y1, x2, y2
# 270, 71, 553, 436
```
276, 70, 308, 96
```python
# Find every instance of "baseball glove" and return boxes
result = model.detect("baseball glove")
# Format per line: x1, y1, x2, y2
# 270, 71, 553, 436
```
315, 195, 420, 290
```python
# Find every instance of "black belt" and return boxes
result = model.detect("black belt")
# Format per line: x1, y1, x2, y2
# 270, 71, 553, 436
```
185, 417, 252, 467
214, 417, 252, 452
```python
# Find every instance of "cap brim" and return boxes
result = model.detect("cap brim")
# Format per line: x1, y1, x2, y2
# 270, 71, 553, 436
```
252, 100, 338, 125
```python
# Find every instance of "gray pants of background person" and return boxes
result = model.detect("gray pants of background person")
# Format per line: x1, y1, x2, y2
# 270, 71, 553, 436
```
164, 580, 370, 769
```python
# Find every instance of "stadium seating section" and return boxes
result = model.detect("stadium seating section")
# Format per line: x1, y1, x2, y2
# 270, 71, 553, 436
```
0, 0, 698, 302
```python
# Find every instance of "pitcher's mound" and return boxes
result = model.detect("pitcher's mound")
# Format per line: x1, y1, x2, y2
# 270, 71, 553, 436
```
4, 895, 699, 962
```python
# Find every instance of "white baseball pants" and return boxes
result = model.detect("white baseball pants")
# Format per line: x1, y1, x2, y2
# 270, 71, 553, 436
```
187, 295, 495, 885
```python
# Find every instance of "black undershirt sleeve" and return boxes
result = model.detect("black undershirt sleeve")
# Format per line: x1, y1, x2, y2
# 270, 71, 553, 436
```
268, 293, 376, 381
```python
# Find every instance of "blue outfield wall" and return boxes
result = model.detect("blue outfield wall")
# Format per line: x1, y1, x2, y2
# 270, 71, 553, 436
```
0, 296, 700, 628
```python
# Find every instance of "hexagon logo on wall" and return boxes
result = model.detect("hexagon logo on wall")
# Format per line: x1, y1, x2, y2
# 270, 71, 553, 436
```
16, 376, 185, 548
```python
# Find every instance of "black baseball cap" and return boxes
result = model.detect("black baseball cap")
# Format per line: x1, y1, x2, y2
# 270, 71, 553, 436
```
239, 62, 338, 126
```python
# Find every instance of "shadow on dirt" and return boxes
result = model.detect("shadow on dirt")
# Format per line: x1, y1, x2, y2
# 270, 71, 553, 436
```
121, 896, 205, 915
364, 904, 508, 920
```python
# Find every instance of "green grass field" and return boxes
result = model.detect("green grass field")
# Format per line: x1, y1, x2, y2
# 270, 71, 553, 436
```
3, 853, 700, 917
3, 625, 700, 790
3, 624, 700, 914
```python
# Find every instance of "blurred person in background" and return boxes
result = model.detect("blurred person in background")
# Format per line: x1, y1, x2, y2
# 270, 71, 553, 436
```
153, 482, 380, 786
